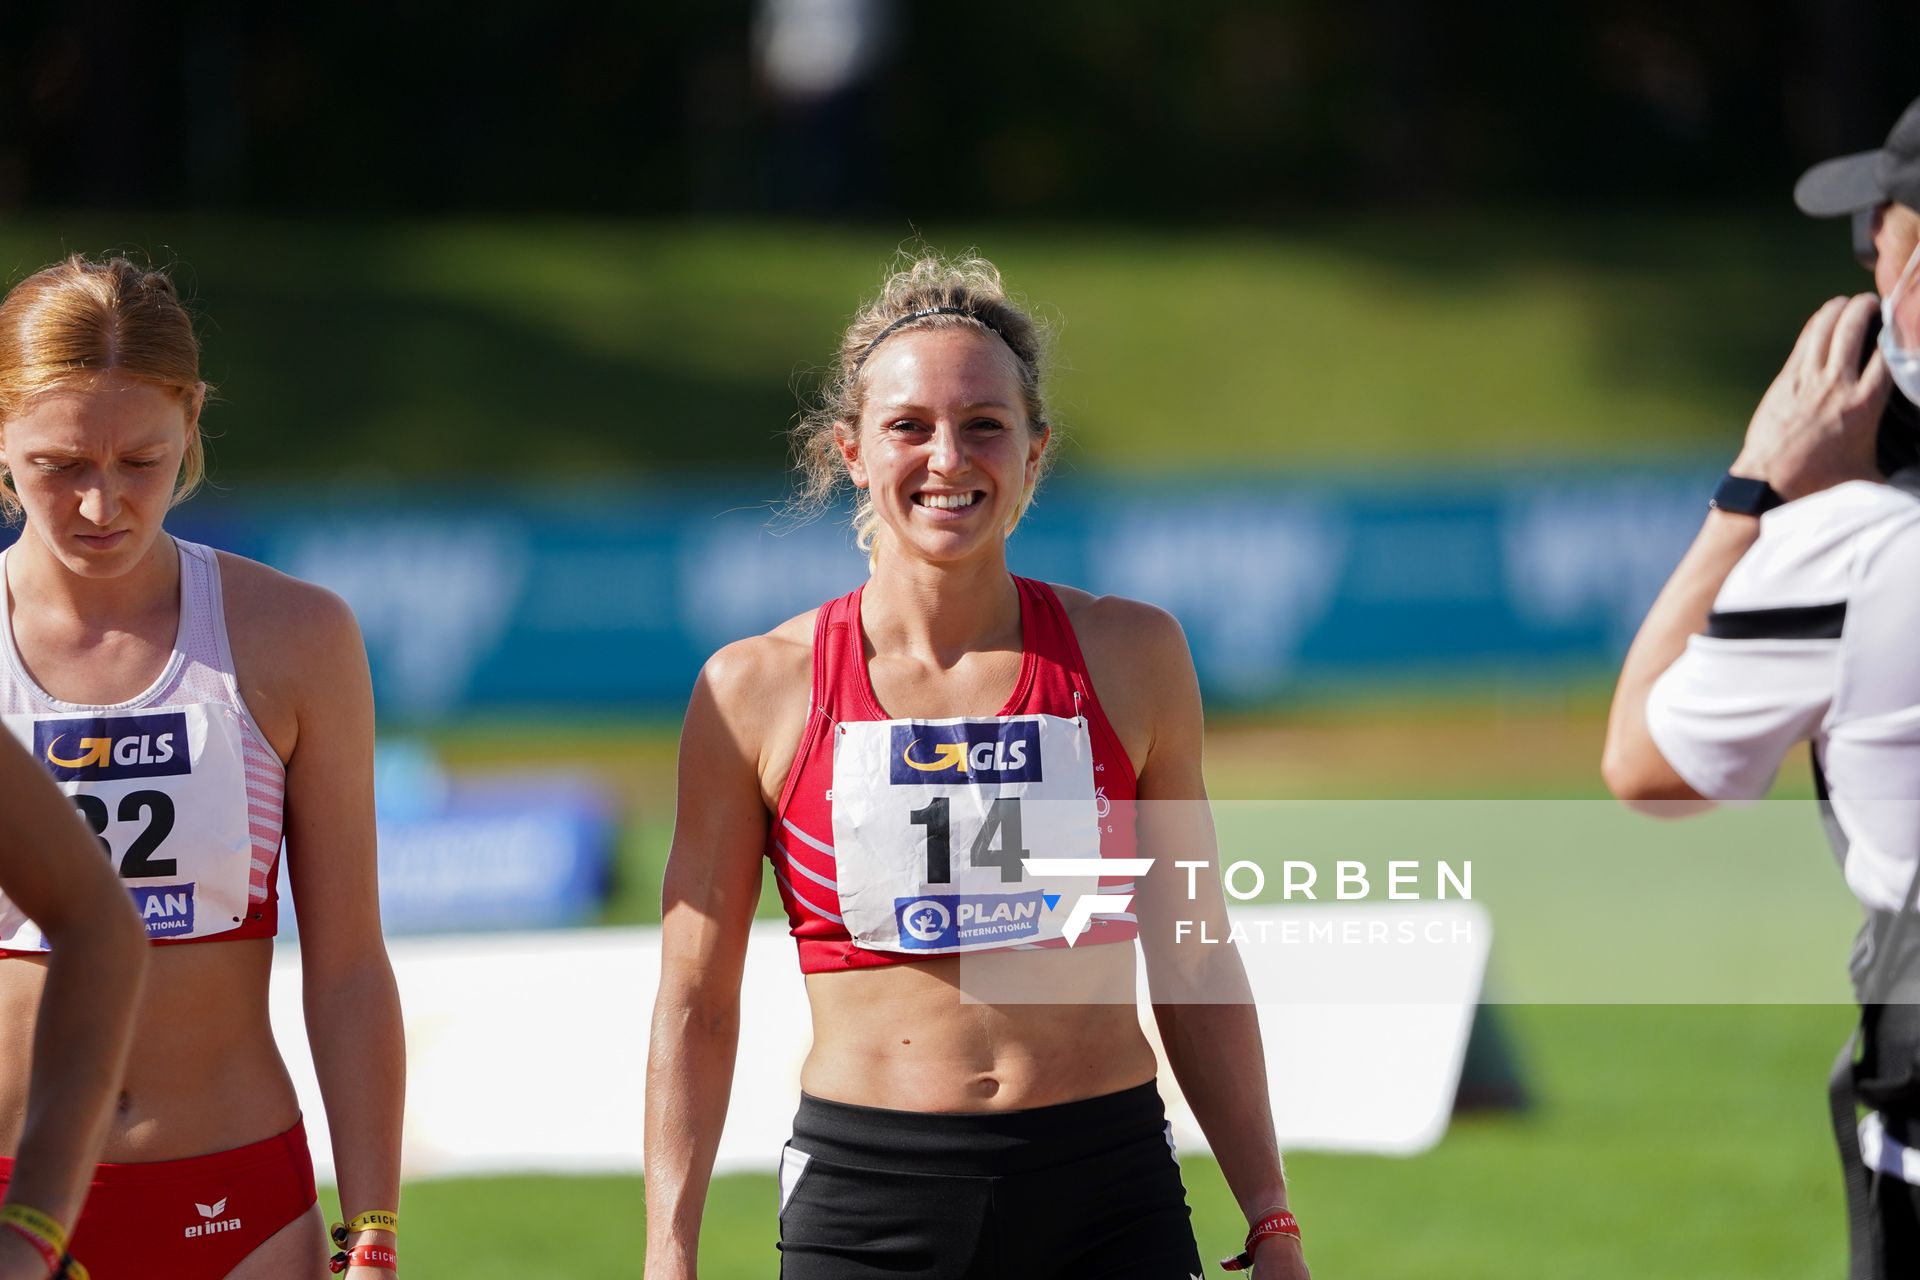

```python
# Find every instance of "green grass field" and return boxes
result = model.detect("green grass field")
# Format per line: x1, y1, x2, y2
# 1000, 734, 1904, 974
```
0, 211, 1868, 481
355, 1004, 1853, 1280
358, 697, 1869, 1278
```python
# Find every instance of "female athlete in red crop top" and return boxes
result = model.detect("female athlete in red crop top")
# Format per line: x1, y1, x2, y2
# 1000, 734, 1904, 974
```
646, 255, 1308, 1279
0, 257, 403, 1279
772, 574, 1142, 972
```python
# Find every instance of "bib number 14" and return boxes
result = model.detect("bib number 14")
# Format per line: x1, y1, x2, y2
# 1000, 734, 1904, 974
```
908, 796, 1029, 884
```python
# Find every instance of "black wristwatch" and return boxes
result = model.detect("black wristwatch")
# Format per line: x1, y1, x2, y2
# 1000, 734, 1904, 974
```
1709, 473, 1785, 517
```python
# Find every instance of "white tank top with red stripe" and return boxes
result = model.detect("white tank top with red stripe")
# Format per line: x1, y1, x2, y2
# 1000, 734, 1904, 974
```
0, 538, 286, 948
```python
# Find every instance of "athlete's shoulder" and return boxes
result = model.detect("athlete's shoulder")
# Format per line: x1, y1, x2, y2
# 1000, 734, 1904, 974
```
1043, 585, 1197, 780
210, 552, 367, 754
1044, 584, 1190, 670
213, 550, 362, 654
697, 607, 818, 718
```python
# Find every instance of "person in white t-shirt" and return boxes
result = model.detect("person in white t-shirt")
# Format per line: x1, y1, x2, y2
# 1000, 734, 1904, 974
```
1604, 97, 1920, 1280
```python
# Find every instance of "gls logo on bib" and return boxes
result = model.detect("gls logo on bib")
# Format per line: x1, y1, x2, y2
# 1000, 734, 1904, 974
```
34, 713, 190, 783
889, 721, 1042, 785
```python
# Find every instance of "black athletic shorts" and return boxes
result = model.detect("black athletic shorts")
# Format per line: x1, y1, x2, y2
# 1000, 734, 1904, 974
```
777, 1081, 1205, 1279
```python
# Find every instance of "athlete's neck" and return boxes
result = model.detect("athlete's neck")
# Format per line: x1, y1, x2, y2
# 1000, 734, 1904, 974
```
5, 529, 180, 636
861, 550, 1020, 668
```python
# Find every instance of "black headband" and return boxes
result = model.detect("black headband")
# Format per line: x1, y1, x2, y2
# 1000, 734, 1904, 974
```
853, 306, 1016, 368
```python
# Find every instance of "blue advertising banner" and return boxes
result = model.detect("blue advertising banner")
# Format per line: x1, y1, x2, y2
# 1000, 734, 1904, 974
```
366, 779, 615, 934
1, 467, 1715, 716
277, 744, 618, 935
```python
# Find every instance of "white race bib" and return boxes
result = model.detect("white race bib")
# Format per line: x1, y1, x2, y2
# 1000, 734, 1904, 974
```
2, 703, 255, 946
830, 713, 1102, 954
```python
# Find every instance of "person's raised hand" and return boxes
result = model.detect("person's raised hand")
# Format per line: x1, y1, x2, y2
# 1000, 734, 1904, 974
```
1731, 293, 1891, 502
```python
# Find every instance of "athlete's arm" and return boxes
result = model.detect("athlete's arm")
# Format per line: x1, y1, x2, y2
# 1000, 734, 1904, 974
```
645, 639, 783, 1280
0, 733, 146, 1278
1604, 293, 1887, 811
1116, 603, 1307, 1280
275, 586, 404, 1270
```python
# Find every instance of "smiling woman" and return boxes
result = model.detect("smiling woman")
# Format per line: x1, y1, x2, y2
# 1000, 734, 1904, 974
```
645, 253, 1310, 1279
788, 255, 1056, 564
0, 256, 405, 1280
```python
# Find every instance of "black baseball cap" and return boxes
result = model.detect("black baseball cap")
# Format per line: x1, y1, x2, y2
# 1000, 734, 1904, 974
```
1795, 96, 1920, 216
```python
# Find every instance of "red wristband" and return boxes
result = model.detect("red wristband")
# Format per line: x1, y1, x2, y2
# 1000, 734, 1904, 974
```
1219, 1210, 1301, 1272
330, 1244, 398, 1273
2, 1221, 60, 1273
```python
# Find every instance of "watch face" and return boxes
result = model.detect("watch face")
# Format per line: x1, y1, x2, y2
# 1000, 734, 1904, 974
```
1711, 474, 1780, 516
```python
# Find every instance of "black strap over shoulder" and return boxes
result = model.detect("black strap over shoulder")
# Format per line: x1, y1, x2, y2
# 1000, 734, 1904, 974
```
1813, 749, 1851, 874
1834, 1029, 1878, 1280
1833, 859, 1920, 1279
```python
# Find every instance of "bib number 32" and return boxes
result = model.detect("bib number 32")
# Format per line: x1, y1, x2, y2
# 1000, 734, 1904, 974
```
72, 791, 179, 878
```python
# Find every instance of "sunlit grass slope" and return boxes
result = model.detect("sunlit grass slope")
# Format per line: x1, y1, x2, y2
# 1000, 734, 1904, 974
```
0, 212, 1857, 481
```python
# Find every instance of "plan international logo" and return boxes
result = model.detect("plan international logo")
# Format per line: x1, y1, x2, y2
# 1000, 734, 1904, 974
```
131, 883, 197, 937
890, 721, 1042, 785
34, 712, 190, 783
894, 891, 1048, 948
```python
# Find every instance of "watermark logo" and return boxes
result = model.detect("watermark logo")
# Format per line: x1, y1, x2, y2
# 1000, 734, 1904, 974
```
1023, 856, 1474, 946
1024, 858, 1153, 946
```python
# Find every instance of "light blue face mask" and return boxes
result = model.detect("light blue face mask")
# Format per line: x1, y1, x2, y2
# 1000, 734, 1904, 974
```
1884, 247, 1920, 406
1884, 297, 1920, 407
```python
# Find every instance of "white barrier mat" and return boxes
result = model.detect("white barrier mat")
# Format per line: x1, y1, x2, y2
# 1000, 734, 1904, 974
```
272, 905, 1487, 1181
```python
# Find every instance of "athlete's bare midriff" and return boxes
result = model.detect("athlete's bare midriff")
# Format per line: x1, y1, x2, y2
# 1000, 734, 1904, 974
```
799, 947, 1160, 1111
0, 938, 299, 1162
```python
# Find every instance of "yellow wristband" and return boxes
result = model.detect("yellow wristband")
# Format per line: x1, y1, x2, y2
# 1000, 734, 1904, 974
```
341, 1210, 398, 1235
0, 1204, 68, 1255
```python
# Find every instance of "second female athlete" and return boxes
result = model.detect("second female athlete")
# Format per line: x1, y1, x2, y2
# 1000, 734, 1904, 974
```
0, 257, 405, 1279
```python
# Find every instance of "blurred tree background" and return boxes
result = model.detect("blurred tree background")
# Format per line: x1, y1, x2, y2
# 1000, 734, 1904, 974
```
0, 1, 1909, 708
2, 1, 1914, 219
0, 2, 1914, 483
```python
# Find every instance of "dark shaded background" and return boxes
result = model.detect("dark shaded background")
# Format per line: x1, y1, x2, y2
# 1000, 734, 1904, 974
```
0, 4, 1914, 483
1, 1, 1915, 219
